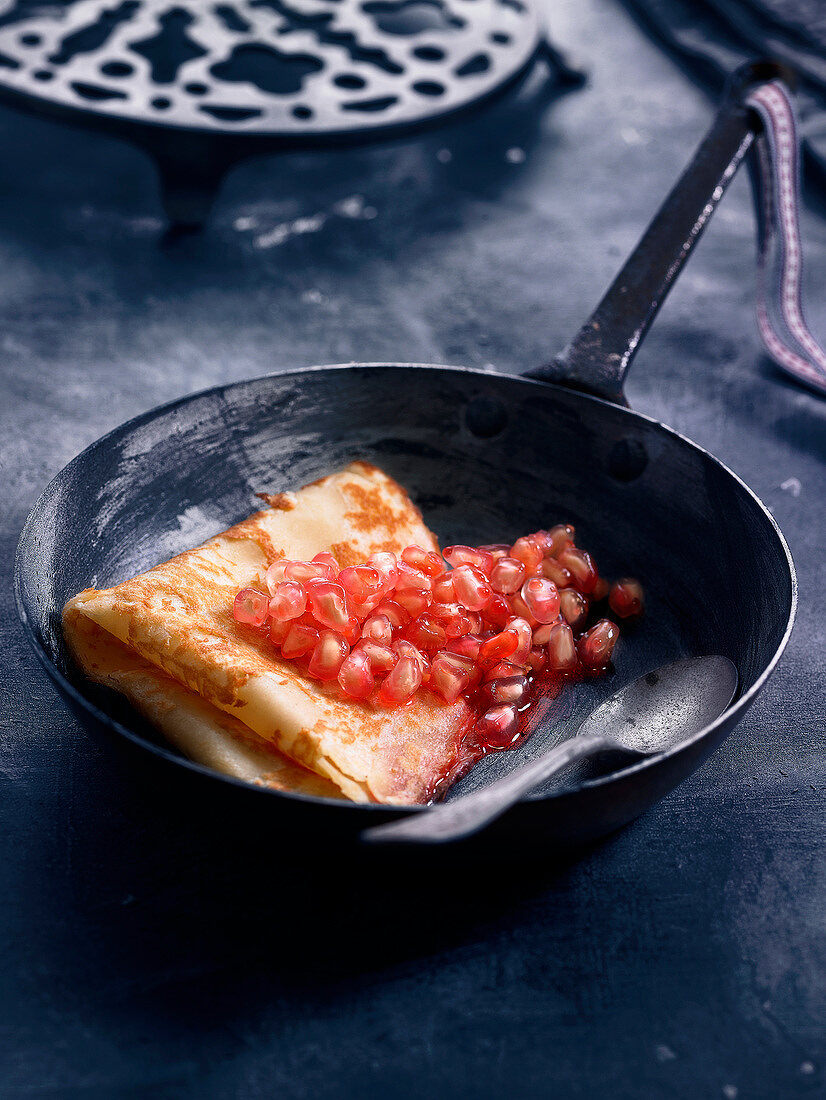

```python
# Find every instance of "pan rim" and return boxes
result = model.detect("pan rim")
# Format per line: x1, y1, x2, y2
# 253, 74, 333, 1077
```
14, 361, 798, 813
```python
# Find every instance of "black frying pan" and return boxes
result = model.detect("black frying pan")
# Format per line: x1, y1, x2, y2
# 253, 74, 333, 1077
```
15, 62, 796, 849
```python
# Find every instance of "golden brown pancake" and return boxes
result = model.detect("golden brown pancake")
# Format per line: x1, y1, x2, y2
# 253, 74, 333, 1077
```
63, 462, 472, 804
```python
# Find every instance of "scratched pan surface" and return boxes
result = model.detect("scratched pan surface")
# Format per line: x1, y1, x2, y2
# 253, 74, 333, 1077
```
14, 64, 796, 849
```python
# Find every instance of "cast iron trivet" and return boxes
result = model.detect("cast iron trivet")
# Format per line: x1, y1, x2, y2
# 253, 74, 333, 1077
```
0, 0, 560, 224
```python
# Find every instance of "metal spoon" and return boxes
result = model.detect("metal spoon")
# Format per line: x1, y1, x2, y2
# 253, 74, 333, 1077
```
363, 655, 738, 845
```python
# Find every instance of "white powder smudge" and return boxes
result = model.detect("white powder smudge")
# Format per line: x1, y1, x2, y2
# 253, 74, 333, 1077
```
655, 1045, 677, 1063
301, 289, 324, 305
780, 477, 802, 497
722, 1086, 738, 1099
436, 147, 452, 163
255, 213, 327, 250
334, 194, 366, 218
800, 1062, 815, 1075
234, 215, 257, 231
506, 146, 526, 164
621, 126, 646, 146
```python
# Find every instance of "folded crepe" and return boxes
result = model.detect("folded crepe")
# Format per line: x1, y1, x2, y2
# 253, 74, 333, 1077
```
63, 462, 473, 805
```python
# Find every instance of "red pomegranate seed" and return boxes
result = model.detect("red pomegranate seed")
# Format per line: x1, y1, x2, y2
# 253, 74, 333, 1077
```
541, 558, 573, 588
268, 580, 307, 622
339, 565, 383, 605
443, 545, 494, 575
307, 581, 351, 631
265, 559, 293, 594
395, 561, 432, 593
429, 652, 476, 703
593, 576, 610, 601
405, 613, 447, 652
285, 560, 333, 585
312, 551, 339, 574
532, 622, 553, 645
490, 556, 526, 595
475, 704, 520, 748
430, 602, 473, 636
482, 593, 512, 628
379, 654, 422, 705
609, 579, 644, 617
479, 543, 511, 559
366, 551, 399, 590
401, 545, 445, 578
445, 634, 482, 660
508, 591, 537, 627
233, 588, 269, 627
394, 587, 431, 616
478, 629, 519, 667
510, 536, 544, 573
269, 617, 292, 645
308, 631, 349, 680
579, 619, 619, 668
373, 598, 409, 629
451, 564, 492, 611
506, 617, 533, 667
393, 639, 429, 674
558, 546, 598, 594
559, 588, 589, 629
520, 576, 560, 623
528, 645, 548, 674
482, 674, 530, 707
483, 659, 522, 681
547, 622, 577, 671
547, 524, 575, 556
281, 622, 319, 659
361, 613, 393, 645
357, 641, 398, 674
432, 574, 456, 604
338, 648, 375, 699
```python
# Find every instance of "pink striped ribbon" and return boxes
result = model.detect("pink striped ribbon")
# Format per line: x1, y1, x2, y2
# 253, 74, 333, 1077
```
746, 81, 826, 396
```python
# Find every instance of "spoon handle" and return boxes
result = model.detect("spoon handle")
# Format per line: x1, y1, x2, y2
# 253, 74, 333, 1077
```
363, 733, 641, 845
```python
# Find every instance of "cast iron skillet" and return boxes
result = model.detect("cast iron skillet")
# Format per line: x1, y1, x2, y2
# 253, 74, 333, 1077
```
15, 62, 796, 849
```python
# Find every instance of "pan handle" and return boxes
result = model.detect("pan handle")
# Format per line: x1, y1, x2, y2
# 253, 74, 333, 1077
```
523, 60, 793, 405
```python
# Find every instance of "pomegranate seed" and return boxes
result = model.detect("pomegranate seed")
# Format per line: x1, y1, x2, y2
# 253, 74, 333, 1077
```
361, 613, 393, 645
559, 588, 589, 629
395, 561, 432, 593
528, 645, 548, 674
405, 613, 447, 652
394, 587, 431, 616
478, 629, 519, 667
443, 545, 494, 575
506, 617, 533, 667
578, 619, 619, 668
312, 551, 339, 574
338, 648, 375, 699
392, 639, 429, 675
451, 564, 492, 611
445, 634, 482, 660
490, 556, 526, 595
510, 536, 544, 573
541, 558, 573, 588
508, 591, 538, 627
482, 674, 531, 707
379, 654, 422, 705
532, 623, 554, 645
479, 543, 511, 559
285, 560, 332, 585
308, 631, 349, 680
475, 704, 520, 748
374, 599, 409, 629
593, 576, 610, 601
281, 622, 319, 658
482, 593, 512, 628
269, 617, 292, 645
366, 551, 399, 590
401, 545, 445, 578
466, 611, 483, 634
609, 578, 644, 618
558, 547, 598, 594
432, 574, 456, 604
268, 580, 307, 622
547, 622, 577, 671
357, 641, 398, 674
430, 652, 475, 703
307, 581, 351, 632
484, 659, 522, 681
339, 565, 383, 605
520, 577, 560, 624
265, 559, 293, 594
547, 524, 575, 556
233, 588, 269, 627
343, 616, 362, 645
430, 602, 473, 637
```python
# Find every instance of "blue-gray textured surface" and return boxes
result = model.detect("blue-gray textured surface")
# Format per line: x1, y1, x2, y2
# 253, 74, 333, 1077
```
1, 0, 825, 1097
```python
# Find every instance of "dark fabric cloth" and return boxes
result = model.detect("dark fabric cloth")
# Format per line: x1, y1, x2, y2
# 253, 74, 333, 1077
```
623, 0, 826, 189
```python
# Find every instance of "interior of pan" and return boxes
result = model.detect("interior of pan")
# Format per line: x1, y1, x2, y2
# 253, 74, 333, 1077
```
16, 363, 794, 812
